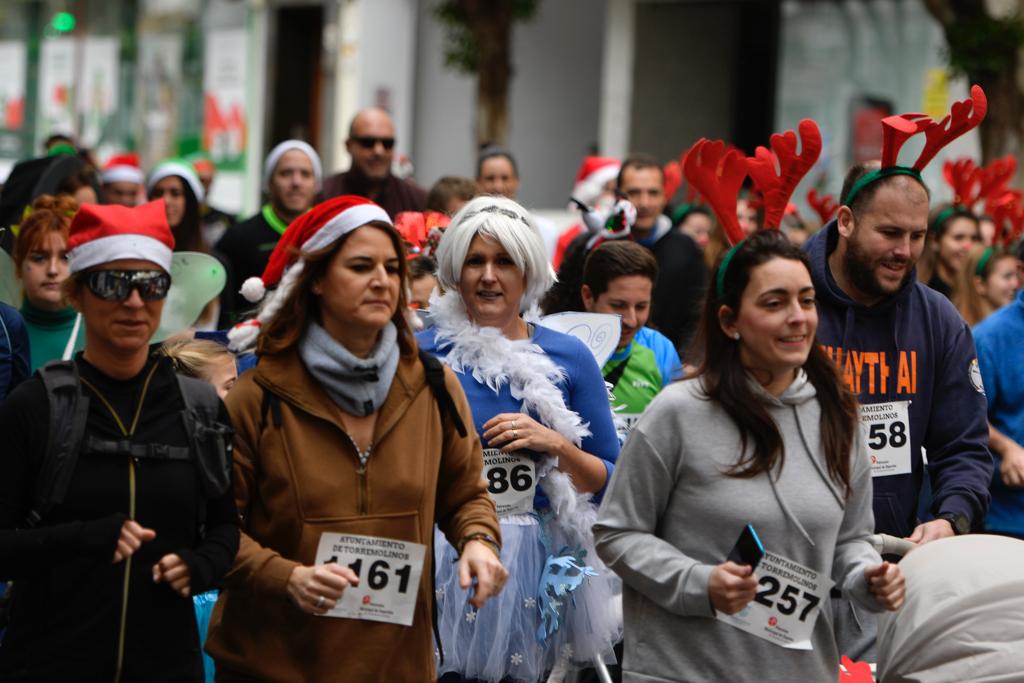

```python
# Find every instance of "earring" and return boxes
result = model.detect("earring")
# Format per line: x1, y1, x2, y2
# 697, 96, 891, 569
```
733, 332, 741, 340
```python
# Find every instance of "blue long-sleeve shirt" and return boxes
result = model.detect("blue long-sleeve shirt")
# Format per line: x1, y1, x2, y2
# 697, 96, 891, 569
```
0, 303, 30, 403
805, 221, 993, 536
973, 290, 1024, 535
417, 324, 619, 508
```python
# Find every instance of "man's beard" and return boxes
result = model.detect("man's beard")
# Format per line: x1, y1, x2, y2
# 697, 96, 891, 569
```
843, 234, 914, 299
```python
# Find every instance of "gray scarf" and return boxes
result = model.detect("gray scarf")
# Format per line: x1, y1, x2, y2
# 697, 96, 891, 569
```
298, 320, 399, 416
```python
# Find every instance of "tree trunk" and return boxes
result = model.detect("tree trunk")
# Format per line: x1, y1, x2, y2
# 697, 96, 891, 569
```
922, 0, 1024, 164
458, 0, 514, 147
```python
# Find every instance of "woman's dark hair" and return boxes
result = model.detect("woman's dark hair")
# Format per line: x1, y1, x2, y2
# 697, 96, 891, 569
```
582, 240, 658, 298
257, 221, 416, 357
408, 255, 437, 281
149, 175, 204, 252
56, 168, 99, 197
542, 236, 588, 314
476, 146, 518, 179
696, 230, 858, 495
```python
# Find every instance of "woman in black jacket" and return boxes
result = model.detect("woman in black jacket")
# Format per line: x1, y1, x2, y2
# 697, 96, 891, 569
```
0, 200, 239, 682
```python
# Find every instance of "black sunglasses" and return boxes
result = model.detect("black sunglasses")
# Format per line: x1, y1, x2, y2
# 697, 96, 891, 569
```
352, 136, 395, 150
84, 269, 172, 301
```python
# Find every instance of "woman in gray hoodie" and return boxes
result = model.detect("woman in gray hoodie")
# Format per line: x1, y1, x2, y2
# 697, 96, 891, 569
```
594, 231, 905, 682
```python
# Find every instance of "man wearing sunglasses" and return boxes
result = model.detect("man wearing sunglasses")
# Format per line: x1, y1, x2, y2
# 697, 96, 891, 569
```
319, 107, 427, 218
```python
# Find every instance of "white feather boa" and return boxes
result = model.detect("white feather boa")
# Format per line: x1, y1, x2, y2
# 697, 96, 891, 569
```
429, 292, 602, 550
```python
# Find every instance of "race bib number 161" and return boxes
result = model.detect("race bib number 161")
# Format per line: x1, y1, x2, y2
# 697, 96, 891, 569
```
315, 533, 426, 626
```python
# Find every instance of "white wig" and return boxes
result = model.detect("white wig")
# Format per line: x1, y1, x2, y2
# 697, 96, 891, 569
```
434, 195, 555, 309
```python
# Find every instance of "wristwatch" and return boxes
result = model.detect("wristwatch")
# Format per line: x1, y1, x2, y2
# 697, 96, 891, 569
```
938, 512, 970, 536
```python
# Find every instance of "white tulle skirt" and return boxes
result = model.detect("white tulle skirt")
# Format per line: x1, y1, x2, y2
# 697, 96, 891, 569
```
434, 514, 621, 683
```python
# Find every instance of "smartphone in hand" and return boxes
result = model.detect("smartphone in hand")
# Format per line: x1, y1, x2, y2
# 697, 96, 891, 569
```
727, 523, 765, 569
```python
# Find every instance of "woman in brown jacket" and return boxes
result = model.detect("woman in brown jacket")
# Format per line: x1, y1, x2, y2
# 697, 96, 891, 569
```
206, 196, 506, 682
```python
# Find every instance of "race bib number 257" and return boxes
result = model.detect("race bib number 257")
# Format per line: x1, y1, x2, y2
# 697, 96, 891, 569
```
716, 551, 833, 650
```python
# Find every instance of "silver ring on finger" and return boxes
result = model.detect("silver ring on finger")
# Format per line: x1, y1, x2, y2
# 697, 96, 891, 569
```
512, 429, 518, 440
511, 420, 518, 430
316, 595, 326, 609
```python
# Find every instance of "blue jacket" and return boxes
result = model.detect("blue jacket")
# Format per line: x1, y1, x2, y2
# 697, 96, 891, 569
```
634, 326, 684, 385
0, 303, 30, 403
973, 290, 1024, 534
805, 221, 992, 536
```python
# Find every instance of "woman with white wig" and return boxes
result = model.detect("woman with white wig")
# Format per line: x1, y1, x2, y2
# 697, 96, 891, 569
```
419, 195, 621, 682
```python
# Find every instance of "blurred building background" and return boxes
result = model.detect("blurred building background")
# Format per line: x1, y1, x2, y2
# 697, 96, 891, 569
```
0, 0, 982, 218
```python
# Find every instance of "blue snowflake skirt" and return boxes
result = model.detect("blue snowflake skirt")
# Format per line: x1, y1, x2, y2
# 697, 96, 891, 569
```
434, 516, 621, 682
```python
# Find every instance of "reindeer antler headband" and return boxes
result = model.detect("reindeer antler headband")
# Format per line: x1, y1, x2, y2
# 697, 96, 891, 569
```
843, 85, 988, 206
684, 119, 822, 299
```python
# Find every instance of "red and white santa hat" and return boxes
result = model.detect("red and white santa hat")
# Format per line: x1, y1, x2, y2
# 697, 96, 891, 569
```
228, 195, 391, 351
571, 156, 621, 206
66, 200, 175, 274
101, 152, 145, 186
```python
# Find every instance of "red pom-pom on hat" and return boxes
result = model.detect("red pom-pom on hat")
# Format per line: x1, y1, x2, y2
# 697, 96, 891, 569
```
66, 200, 175, 273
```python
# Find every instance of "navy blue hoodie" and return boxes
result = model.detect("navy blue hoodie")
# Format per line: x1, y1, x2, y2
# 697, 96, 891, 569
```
805, 221, 992, 537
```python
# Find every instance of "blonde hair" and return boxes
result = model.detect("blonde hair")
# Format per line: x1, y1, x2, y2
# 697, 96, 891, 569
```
160, 338, 234, 381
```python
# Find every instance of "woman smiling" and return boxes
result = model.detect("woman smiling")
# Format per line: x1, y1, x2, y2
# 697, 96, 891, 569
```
594, 231, 904, 681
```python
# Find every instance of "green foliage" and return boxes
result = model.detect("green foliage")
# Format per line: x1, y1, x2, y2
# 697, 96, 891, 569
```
944, 14, 1024, 78
433, 0, 540, 74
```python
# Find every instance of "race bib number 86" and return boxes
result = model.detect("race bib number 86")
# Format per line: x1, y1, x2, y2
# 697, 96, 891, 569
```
483, 449, 536, 516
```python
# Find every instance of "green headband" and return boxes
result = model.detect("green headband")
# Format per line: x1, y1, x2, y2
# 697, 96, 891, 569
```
976, 247, 995, 277
843, 167, 923, 206
716, 238, 746, 301
671, 202, 696, 225
934, 205, 959, 230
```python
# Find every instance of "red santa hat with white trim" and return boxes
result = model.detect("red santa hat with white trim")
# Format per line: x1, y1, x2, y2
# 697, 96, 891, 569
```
66, 200, 175, 273
228, 195, 392, 351
571, 156, 621, 206
101, 152, 146, 186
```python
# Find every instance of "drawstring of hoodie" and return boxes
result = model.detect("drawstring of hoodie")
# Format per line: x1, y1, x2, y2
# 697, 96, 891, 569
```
766, 461, 816, 548
792, 405, 846, 509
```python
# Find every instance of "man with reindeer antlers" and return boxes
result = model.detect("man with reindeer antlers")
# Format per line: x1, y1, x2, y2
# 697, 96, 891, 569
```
803, 86, 994, 660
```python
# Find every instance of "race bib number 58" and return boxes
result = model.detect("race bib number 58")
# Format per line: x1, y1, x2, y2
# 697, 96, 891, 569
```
315, 533, 426, 626
860, 400, 911, 477
716, 551, 833, 650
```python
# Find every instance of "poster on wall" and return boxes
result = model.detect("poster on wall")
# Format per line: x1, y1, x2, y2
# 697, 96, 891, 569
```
0, 41, 26, 132
78, 37, 121, 149
137, 33, 184, 167
38, 37, 76, 140
202, 28, 247, 172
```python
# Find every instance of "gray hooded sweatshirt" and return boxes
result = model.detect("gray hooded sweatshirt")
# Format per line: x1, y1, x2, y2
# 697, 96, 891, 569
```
594, 372, 884, 682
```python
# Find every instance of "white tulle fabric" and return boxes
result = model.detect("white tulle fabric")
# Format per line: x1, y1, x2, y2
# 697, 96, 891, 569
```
429, 292, 621, 681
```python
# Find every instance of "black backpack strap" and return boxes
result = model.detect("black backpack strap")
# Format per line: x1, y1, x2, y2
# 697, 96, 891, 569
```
603, 354, 630, 390
27, 361, 90, 528
418, 349, 467, 438
417, 348, 471, 666
177, 374, 234, 500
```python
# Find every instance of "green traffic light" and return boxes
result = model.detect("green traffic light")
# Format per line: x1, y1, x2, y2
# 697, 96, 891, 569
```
51, 11, 76, 32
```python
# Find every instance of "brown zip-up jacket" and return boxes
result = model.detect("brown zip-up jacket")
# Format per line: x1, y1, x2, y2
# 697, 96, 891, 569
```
206, 345, 500, 682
